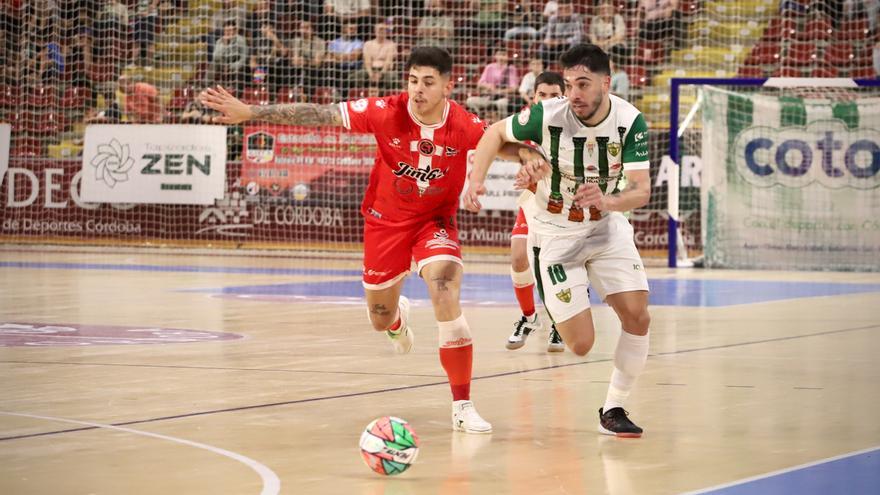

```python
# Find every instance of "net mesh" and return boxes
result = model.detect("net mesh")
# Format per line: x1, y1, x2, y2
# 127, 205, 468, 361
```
0, 0, 877, 261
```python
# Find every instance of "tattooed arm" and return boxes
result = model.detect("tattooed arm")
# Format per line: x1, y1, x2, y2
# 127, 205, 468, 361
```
199, 85, 343, 126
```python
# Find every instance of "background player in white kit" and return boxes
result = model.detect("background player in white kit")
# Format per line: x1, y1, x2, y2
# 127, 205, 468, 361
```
506, 71, 567, 352
464, 44, 652, 437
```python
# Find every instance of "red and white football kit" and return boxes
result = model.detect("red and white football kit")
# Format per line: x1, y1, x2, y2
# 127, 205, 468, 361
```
339, 93, 487, 289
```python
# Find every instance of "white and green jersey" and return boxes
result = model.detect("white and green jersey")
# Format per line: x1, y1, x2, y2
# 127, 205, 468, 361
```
505, 95, 649, 235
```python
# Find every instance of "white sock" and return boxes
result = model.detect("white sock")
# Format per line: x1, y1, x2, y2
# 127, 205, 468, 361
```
603, 330, 649, 412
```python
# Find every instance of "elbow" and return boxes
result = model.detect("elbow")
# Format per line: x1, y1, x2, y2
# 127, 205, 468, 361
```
636, 188, 651, 209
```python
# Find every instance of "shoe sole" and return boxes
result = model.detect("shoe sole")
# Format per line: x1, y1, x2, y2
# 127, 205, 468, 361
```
547, 344, 565, 352
453, 424, 493, 434
506, 340, 525, 350
597, 424, 642, 438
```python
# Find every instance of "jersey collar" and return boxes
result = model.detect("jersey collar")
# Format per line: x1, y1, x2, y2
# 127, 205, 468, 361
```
407, 98, 450, 129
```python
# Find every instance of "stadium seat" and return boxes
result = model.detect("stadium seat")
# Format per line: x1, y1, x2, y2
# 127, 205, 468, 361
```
787, 42, 818, 66
634, 42, 665, 65
60, 86, 92, 110
746, 41, 781, 66
850, 66, 876, 79
836, 18, 870, 44
241, 86, 270, 105
168, 86, 196, 111
825, 43, 857, 66
276, 87, 303, 104
774, 66, 803, 77
737, 65, 764, 78
11, 137, 42, 157
313, 86, 337, 105
625, 66, 648, 87
25, 85, 58, 108
811, 65, 838, 78
798, 16, 833, 43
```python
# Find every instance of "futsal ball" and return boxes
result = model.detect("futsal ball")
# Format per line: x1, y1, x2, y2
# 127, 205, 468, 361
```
292, 183, 309, 201
359, 416, 420, 476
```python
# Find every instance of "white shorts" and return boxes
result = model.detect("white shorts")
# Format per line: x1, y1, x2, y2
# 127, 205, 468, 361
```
529, 212, 649, 323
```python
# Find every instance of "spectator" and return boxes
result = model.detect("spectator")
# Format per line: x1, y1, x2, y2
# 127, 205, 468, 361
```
466, 48, 519, 120
355, 22, 398, 91
590, 0, 627, 62
542, 0, 558, 18
207, 19, 248, 92
610, 59, 630, 101
327, 21, 364, 94
119, 75, 162, 123
289, 19, 326, 96
246, 0, 275, 42
250, 21, 291, 91
180, 94, 212, 123
206, 0, 247, 59
518, 57, 544, 107
415, 0, 456, 53
639, 0, 682, 48
130, 0, 160, 68
504, 0, 542, 41
85, 100, 121, 124
470, 0, 509, 44
324, 0, 372, 39
538, 0, 583, 66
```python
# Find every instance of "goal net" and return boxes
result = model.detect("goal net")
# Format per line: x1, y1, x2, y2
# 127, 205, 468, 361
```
695, 81, 880, 271
0, 0, 876, 266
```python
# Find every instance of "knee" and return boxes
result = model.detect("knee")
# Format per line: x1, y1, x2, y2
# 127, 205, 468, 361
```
511, 253, 530, 274
570, 336, 595, 357
621, 310, 651, 335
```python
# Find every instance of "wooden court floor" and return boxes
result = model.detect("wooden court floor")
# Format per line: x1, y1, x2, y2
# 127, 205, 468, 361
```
1, 247, 879, 495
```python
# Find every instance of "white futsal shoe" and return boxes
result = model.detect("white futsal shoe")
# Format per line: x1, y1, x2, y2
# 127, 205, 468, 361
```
385, 296, 414, 354
452, 400, 493, 434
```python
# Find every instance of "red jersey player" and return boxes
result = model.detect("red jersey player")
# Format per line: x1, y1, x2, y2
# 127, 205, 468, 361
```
201, 47, 528, 434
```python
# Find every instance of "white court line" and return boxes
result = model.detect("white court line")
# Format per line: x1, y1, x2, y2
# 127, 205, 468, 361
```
679, 445, 880, 495
0, 411, 281, 495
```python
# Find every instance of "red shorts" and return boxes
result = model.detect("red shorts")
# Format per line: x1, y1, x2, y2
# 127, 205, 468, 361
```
362, 217, 462, 290
511, 208, 529, 239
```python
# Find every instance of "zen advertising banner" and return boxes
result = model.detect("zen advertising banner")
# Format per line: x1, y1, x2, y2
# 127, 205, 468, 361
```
81, 125, 226, 205
701, 86, 880, 271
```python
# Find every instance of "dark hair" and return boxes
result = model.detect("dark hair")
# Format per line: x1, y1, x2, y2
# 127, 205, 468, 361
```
560, 44, 610, 75
223, 19, 238, 28
405, 46, 453, 76
535, 71, 565, 91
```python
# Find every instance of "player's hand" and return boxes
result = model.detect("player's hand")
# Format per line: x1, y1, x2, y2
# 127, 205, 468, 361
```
518, 148, 550, 183
513, 166, 535, 191
463, 181, 486, 213
574, 182, 605, 210
199, 86, 253, 124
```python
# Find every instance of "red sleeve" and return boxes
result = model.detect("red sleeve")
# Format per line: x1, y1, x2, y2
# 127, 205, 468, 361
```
338, 97, 388, 133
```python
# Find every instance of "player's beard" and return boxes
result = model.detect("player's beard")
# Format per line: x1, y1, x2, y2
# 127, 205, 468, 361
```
575, 92, 606, 122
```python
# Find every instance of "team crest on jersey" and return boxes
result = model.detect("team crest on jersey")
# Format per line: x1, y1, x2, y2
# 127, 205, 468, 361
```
587, 141, 595, 156
608, 142, 621, 156
352, 98, 368, 113
555, 288, 571, 303
426, 229, 459, 250
517, 108, 531, 126
417, 139, 436, 156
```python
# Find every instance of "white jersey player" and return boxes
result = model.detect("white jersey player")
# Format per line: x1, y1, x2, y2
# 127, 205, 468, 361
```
464, 44, 652, 438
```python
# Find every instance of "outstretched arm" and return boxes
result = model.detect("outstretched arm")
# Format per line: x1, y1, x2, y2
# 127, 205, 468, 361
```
463, 120, 549, 213
199, 86, 343, 126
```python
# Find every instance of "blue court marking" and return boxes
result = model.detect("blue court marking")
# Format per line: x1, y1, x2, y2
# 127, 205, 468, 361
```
684, 446, 880, 495
192, 276, 880, 307
4, 261, 879, 307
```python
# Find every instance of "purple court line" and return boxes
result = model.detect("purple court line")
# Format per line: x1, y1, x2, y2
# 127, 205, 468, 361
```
0, 360, 447, 379
1, 323, 876, 443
